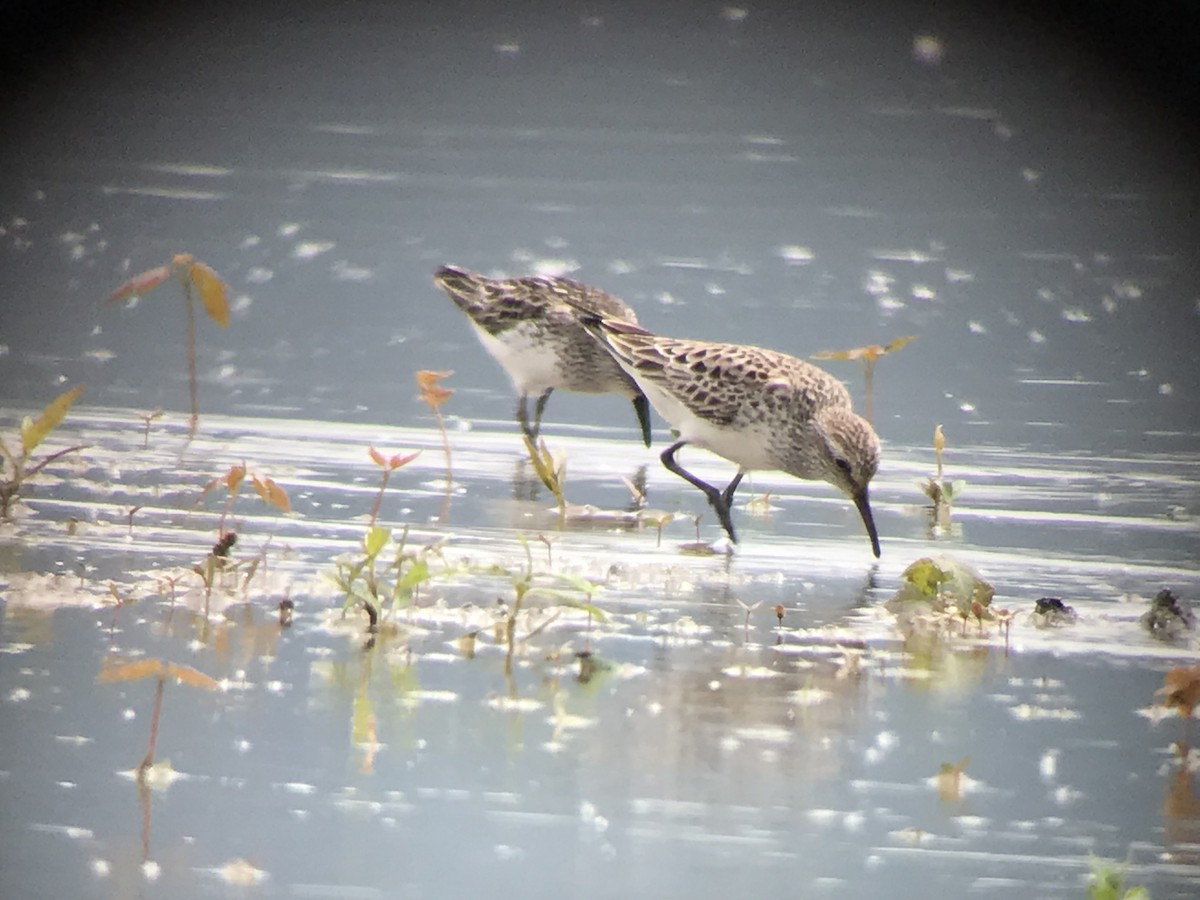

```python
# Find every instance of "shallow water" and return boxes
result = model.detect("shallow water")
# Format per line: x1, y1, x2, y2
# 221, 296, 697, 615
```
3, 2, 1200, 897
2, 408, 1198, 898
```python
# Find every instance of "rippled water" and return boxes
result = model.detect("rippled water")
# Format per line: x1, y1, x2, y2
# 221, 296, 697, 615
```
1, 407, 1198, 897
3, 1, 1200, 897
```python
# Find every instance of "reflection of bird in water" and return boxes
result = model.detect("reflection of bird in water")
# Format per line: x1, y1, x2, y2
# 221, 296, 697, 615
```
570, 312, 882, 556
433, 265, 651, 446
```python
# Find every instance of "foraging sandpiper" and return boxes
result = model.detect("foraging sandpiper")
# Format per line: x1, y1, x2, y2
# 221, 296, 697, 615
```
434, 265, 651, 446
572, 314, 882, 556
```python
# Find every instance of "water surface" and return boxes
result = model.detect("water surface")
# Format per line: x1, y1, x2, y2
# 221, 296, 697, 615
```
2, 2, 1199, 897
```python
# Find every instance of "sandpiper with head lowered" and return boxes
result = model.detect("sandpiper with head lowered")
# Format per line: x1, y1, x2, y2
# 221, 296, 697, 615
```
570, 314, 882, 557
434, 265, 652, 446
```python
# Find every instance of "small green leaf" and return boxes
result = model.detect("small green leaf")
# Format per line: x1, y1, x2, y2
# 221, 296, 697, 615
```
558, 596, 607, 622
523, 587, 608, 623
396, 558, 430, 595
21, 385, 83, 454
364, 525, 390, 559
554, 573, 600, 597
901, 557, 951, 596
350, 582, 380, 608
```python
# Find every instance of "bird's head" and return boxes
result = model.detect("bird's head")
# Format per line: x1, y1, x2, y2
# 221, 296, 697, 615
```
815, 407, 881, 557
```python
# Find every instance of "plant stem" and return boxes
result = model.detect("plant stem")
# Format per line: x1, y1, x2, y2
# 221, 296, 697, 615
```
368, 469, 390, 527
137, 676, 166, 779
431, 406, 453, 523
184, 282, 199, 437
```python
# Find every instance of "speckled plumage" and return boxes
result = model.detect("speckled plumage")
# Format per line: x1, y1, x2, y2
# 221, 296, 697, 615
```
582, 316, 882, 556
434, 265, 651, 445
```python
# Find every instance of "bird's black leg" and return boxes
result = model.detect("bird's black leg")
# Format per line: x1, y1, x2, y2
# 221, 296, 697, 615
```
660, 439, 738, 542
531, 388, 553, 440
516, 394, 534, 442
721, 470, 745, 509
632, 393, 652, 447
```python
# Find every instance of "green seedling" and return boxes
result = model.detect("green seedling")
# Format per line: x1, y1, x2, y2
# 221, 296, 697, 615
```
490, 535, 606, 675
103, 581, 138, 638
993, 607, 1015, 647
743, 492, 773, 517
620, 473, 646, 509
921, 424, 966, 521
523, 434, 567, 516
137, 408, 163, 449
367, 445, 421, 527
332, 523, 442, 630
736, 598, 761, 633
1086, 855, 1150, 900
679, 512, 719, 555
638, 509, 675, 547
96, 657, 220, 782
813, 335, 916, 424
104, 253, 231, 436
0, 384, 87, 519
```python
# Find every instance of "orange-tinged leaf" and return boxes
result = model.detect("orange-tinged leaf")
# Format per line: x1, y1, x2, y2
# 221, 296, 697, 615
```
162, 661, 221, 690
1157, 665, 1200, 718
225, 464, 246, 494
189, 260, 230, 327
415, 369, 453, 390
388, 450, 421, 471
811, 348, 854, 361
813, 337, 916, 363
104, 266, 170, 304
21, 384, 83, 454
97, 657, 219, 690
416, 370, 454, 408
368, 445, 387, 467
251, 474, 291, 513
426, 387, 453, 406
97, 658, 166, 683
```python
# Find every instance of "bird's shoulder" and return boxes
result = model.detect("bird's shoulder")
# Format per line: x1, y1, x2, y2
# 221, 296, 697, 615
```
526, 276, 640, 324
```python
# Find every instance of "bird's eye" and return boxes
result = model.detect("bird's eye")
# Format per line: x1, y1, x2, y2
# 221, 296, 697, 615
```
834, 457, 852, 475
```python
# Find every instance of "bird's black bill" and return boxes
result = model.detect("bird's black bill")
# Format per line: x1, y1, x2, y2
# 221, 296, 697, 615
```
633, 394, 652, 447
854, 488, 881, 558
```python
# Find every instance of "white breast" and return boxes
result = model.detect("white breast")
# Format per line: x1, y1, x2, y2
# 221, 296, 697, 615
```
472, 323, 560, 395
638, 379, 778, 471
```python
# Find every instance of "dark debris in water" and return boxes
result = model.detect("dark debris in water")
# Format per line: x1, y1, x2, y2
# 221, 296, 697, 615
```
1140, 588, 1195, 640
212, 531, 238, 557
1032, 597, 1077, 628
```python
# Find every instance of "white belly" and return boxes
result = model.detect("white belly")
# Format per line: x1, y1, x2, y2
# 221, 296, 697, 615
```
639, 379, 778, 471
472, 323, 559, 395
